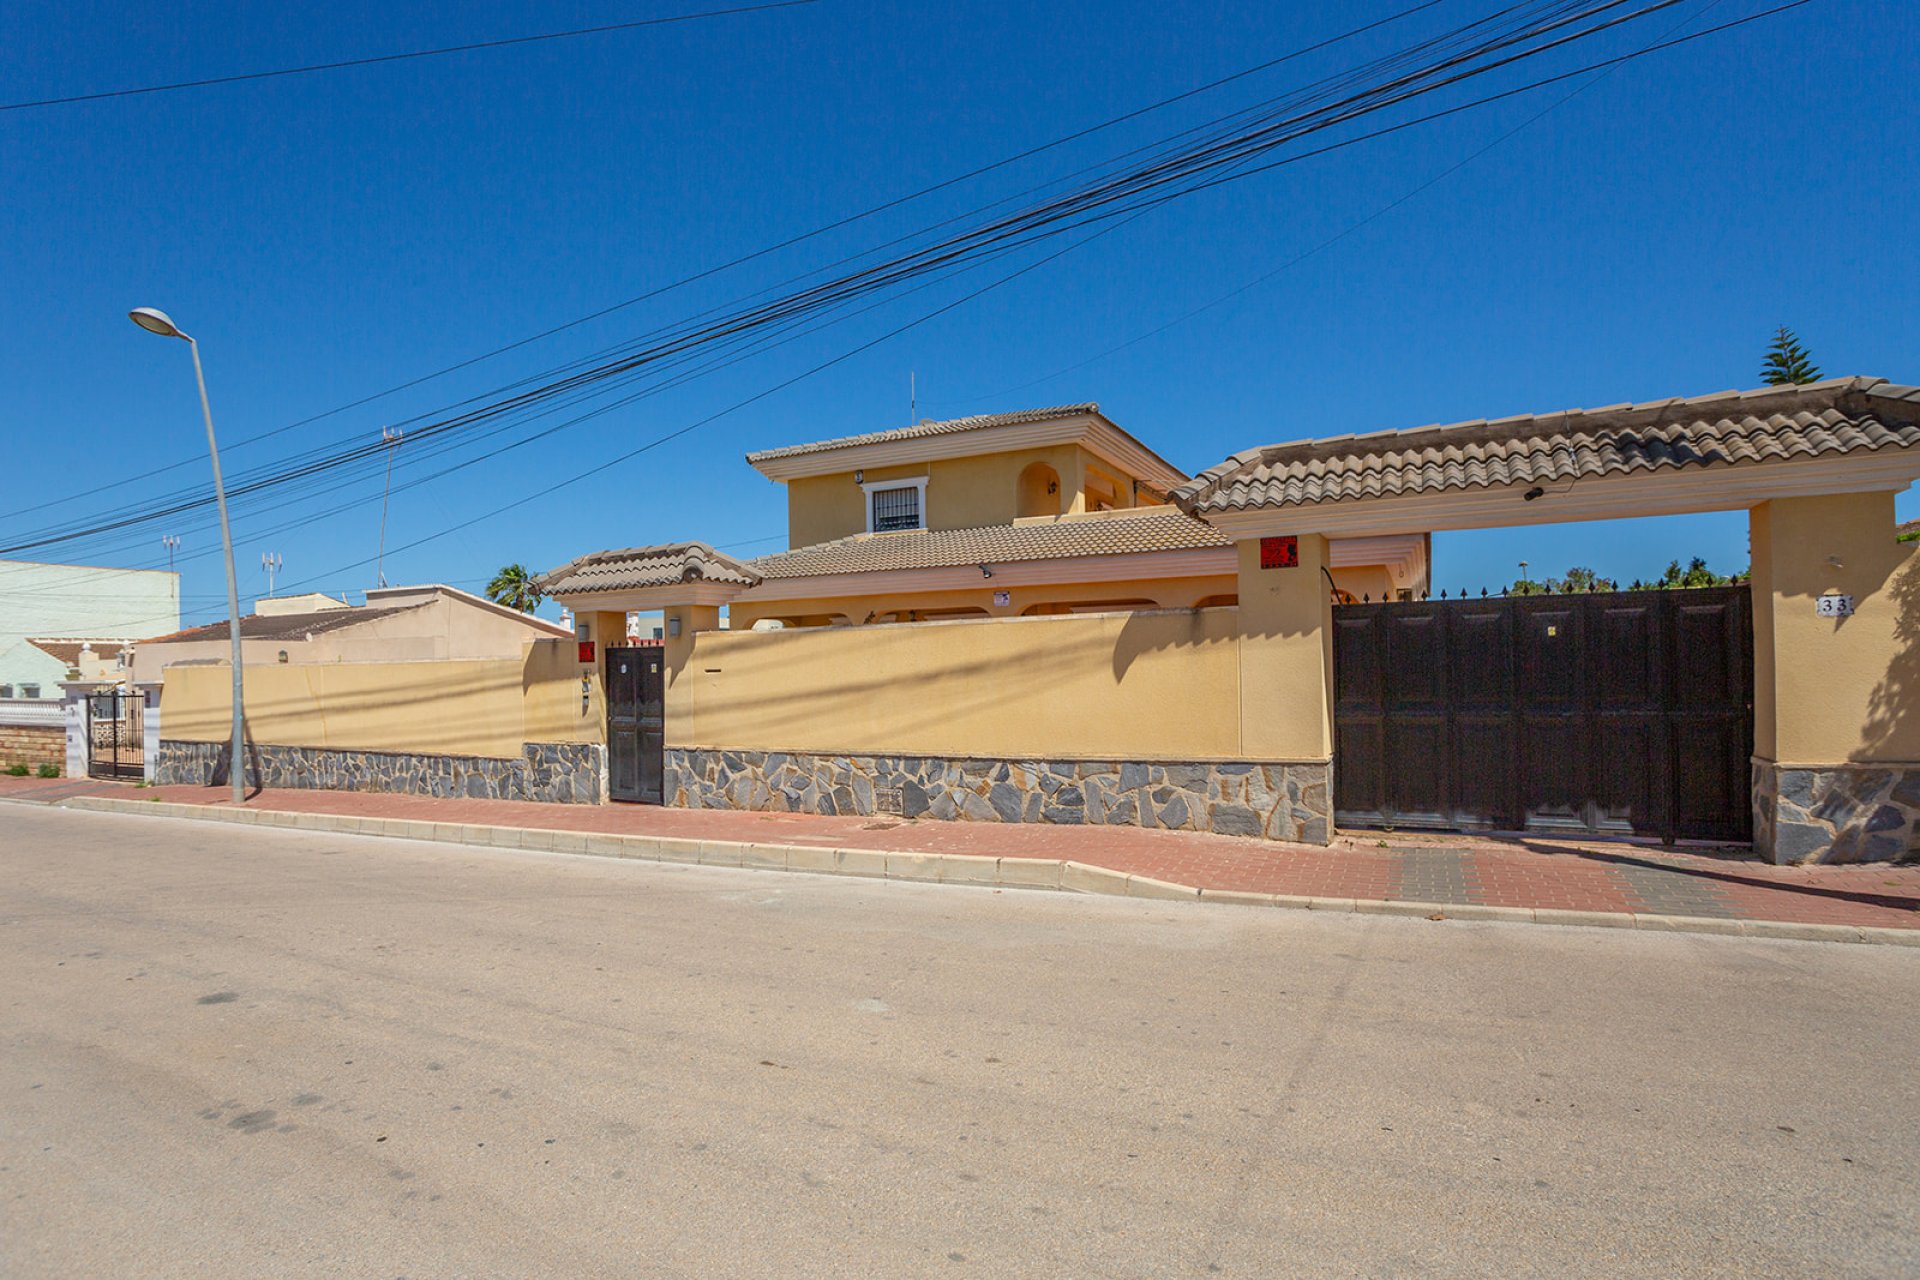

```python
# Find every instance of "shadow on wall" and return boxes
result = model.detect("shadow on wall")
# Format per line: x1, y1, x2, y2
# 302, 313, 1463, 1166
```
1862, 546, 1920, 759
690, 608, 1241, 755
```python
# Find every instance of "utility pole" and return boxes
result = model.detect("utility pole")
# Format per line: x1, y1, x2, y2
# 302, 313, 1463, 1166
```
261, 551, 282, 598
376, 426, 403, 588
162, 534, 180, 573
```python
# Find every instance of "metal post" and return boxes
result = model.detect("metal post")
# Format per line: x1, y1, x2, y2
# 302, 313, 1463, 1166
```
186, 337, 248, 805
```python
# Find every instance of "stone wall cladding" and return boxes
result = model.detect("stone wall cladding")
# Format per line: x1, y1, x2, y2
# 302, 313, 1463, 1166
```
667, 749, 1332, 843
1754, 759, 1920, 865
156, 740, 605, 804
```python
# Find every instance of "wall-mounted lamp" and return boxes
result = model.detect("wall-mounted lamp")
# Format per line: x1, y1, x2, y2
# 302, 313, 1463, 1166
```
854, 469, 864, 484
979, 564, 993, 579
668, 615, 682, 638
277, 650, 289, 664
1522, 486, 1545, 502
1046, 480, 1058, 495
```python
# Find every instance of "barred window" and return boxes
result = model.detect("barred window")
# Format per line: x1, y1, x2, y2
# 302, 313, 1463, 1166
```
870, 484, 922, 532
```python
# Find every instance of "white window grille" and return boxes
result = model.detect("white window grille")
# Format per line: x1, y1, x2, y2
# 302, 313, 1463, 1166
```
865, 479, 927, 533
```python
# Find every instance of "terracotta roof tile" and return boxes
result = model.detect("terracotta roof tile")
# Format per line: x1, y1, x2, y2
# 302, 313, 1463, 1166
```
749, 510, 1227, 579
1173, 378, 1920, 516
142, 604, 427, 646
538, 542, 763, 595
745, 404, 1098, 464
25, 638, 128, 668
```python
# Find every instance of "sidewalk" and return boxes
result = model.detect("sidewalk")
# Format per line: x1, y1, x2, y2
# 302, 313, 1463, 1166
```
5, 774, 1918, 941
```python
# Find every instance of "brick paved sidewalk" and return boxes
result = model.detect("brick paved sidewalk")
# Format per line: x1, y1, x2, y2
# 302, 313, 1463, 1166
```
5, 774, 1918, 932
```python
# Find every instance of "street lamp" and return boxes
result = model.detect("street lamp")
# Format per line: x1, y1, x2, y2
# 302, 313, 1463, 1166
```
130, 308, 247, 805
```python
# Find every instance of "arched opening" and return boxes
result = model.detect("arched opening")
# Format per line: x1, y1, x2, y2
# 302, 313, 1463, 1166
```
1017, 461, 1061, 518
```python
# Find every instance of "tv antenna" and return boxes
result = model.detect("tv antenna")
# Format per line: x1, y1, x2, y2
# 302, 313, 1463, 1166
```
161, 534, 180, 574
261, 551, 283, 597
376, 426, 404, 587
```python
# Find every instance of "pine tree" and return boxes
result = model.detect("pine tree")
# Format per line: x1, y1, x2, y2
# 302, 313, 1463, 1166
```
1760, 326, 1821, 385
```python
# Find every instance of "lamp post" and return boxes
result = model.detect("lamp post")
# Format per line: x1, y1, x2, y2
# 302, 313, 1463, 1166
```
130, 307, 247, 804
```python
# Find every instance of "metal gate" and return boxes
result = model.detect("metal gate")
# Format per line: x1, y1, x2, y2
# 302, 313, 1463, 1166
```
87, 688, 145, 782
606, 646, 665, 804
1333, 586, 1753, 842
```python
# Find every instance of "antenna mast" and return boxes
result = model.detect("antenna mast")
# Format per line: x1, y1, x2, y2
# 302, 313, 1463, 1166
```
376, 426, 403, 588
261, 551, 283, 597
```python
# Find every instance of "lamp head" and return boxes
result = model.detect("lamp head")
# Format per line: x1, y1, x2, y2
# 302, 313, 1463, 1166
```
129, 307, 188, 340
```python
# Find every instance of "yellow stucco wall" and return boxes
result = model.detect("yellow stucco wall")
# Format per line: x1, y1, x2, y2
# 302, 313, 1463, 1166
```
784, 444, 1139, 547
729, 573, 1240, 628
672, 608, 1242, 760
1751, 492, 1920, 764
162, 640, 597, 758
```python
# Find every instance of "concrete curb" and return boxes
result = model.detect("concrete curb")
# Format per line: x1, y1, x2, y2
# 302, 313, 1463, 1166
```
52, 795, 1920, 947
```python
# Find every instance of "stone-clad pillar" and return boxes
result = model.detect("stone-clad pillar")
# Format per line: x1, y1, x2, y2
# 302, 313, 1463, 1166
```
1749, 491, 1920, 862
1234, 534, 1334, 843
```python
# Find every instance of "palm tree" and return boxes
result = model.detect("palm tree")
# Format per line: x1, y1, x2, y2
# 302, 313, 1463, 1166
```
1760, 326, 1821, 386
487, 563, 543, 613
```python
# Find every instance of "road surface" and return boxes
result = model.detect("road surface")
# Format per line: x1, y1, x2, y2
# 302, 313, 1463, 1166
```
2, 804, 1915, 1277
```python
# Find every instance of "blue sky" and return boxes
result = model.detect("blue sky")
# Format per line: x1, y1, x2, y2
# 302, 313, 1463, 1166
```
2, 0, 1914, 627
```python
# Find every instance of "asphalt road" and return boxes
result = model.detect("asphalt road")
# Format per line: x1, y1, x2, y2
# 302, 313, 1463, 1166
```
2, 805, 1916, 1278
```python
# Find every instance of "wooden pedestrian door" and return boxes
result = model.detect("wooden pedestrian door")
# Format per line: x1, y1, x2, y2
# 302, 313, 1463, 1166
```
87, 688, 145, 781
606, 646, 665, 804
1333, 587, 1753, 843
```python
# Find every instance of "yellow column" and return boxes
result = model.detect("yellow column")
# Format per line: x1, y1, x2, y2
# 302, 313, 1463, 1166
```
662, 604, 721, 749
1236, 535, 1334, 760
1234, 535, 1334, 843
1748, 492, 1920, 862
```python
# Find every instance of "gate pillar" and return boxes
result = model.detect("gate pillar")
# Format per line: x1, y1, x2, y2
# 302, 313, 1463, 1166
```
662, 604, 720, 753
1235, 534, 1335, 843
1749, 491, 1920, 863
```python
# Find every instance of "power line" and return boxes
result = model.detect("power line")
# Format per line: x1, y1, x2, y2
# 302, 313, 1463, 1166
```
4, 1, 1689, 558
0, 1, 821, 114
3, 0, 1452, 520
4, 0, 1809, 578
939, 0, 1800, 406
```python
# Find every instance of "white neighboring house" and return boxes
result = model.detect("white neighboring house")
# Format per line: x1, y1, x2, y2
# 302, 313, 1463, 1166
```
0, 559, 180, 699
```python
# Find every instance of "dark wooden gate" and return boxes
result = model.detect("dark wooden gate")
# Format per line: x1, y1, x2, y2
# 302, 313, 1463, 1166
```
87, 688, 145, 781
1333, 587, 1753, 842
606, 646, 665, 804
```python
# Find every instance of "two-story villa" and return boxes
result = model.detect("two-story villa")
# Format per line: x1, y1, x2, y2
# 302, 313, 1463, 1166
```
652, 404, 1426, 627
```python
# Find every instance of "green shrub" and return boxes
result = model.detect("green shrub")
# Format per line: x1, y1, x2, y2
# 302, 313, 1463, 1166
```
37, 763, 60, 779
5, 763, 30, 777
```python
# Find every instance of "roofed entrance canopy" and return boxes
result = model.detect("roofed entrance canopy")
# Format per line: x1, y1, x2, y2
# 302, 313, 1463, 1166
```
1172, 377, 1920, 536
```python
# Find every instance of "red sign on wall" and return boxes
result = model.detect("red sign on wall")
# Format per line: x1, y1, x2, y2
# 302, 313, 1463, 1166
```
1259, 535, 1298, 569
578, 641, 597, 664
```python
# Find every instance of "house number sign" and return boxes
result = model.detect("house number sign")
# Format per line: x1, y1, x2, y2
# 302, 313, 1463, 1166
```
1260, 535, 1298, 569
1816, 593, 1855, 618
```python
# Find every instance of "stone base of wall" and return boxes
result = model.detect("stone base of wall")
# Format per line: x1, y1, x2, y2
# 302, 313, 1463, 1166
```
157, 740, 606, 804
667, 749, 1331, 843
1753, 759, 1920, 864
0, 724, 64, 771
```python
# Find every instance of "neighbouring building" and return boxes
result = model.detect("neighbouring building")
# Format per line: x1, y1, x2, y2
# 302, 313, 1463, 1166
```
145, 585, 590, 800
0, 558, 179, 699
133, 585, 569, 685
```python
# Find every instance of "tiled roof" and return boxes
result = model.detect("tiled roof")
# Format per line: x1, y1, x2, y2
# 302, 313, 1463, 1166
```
1173, 378, 1920, 516
745, 405, 1099, 464
142, 604, 427, 646
749, 510, 1228, 580
26, 638, 129, 668
538, 542, 764, 595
